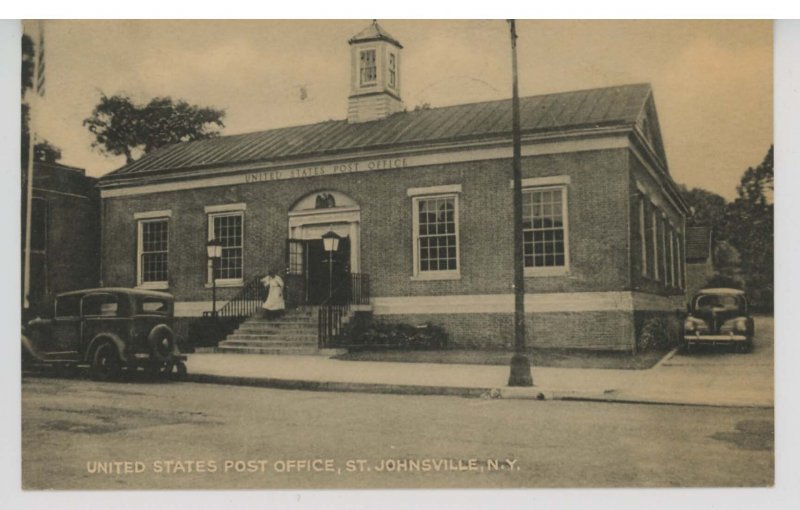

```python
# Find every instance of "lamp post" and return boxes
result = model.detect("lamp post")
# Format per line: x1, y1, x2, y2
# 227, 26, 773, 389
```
321, 230, 341, 300
206, 237, 223, 318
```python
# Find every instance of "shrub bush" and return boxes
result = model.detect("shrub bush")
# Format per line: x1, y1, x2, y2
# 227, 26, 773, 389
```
637, 315, 682, 352
342, 318, 449, 350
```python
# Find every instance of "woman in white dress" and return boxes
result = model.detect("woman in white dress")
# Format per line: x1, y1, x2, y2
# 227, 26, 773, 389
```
260, 270, 285, 318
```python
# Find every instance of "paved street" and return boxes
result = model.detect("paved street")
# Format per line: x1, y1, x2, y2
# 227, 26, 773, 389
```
22, 376, 773, 490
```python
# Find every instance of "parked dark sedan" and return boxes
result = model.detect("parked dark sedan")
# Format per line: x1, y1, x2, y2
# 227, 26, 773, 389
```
22, 288, 187, 380
682, 288, 754, 353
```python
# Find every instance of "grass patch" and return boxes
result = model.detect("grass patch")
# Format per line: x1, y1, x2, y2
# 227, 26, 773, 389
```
333, 348, 669, 370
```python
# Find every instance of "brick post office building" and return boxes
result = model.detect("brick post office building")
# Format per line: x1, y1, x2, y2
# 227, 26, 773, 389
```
98, 22, 689, 351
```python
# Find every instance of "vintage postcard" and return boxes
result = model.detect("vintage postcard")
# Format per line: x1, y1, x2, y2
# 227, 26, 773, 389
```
17, 19, 774, 492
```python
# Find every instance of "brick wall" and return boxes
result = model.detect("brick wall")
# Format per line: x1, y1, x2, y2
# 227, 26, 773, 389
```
378, 310, 635, 351
101, 146, 685, 351
101, 147, 634, 303
29, 165, 100, 308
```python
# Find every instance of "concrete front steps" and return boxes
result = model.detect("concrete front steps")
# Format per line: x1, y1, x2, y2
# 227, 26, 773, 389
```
217, 307, 346, 356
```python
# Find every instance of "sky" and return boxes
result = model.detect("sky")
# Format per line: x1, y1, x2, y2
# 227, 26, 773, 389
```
26, 19, 772, 200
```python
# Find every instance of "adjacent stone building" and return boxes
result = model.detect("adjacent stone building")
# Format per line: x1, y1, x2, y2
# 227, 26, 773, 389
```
25, 161, 101, 317
97, 21, 689, 351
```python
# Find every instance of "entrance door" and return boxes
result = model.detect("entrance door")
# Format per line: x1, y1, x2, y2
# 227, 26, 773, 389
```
306, 236, 350, 305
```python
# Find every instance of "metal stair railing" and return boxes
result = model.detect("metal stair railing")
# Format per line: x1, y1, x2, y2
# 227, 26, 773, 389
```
318, 272, 370, 349
203, 274, 266, 320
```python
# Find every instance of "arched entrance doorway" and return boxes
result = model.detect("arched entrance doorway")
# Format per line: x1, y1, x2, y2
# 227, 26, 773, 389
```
286, 191, 361, 305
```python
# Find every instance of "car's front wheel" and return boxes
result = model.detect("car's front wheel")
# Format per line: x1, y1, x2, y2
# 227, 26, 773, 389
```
90, 342, 122, 381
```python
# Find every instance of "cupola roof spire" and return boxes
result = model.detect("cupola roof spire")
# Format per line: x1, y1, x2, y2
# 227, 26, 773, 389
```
348, 19, 403, 48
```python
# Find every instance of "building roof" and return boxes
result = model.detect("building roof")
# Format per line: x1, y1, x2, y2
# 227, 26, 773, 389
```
101, 83, 659, 182
348, 20, 403, 48
35, 161, 86, 175
33, 161, 98, 197
686, 226, 713, 262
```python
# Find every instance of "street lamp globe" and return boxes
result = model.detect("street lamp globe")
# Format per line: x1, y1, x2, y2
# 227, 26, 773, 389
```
321, 230, 341, 252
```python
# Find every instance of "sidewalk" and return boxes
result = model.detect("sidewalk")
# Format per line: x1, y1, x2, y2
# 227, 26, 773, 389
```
184, 349, 773, 408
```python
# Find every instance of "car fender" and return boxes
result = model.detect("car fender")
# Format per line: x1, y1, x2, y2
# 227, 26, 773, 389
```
21, 331, 46, 362
85, 333, 129, 364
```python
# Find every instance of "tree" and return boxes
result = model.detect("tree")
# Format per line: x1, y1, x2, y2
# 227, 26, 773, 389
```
736, 146, 774, 207
84, 94, 226, 164
33, 139, 62, 163
704, 240, 745, 290
726, 146, 774, 311
679, 185, 729, 234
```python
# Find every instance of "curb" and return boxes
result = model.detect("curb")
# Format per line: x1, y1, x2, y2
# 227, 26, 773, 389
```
184, 373, 492, 398
550, 393, 774, 409
652, 347, 680, 369
183, 372, 773, 409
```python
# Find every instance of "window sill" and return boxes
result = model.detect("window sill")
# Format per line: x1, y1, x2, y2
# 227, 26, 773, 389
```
204, 280, 244, 289
524, 267, 569, 278
136, 282, 168, 290
410, 272, 461, 282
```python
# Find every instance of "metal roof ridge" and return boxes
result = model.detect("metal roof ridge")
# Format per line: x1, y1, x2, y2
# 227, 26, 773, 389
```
100, 83, 652, 179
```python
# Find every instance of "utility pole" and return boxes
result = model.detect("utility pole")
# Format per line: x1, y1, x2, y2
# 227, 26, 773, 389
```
507, 19, 533, 387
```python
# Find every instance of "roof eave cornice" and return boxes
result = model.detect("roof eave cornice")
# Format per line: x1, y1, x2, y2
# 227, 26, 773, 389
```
629, 129, 690, 214
98, 124, 635, 190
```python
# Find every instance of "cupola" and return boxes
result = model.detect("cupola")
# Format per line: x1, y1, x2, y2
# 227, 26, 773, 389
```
347, 20, 404, 123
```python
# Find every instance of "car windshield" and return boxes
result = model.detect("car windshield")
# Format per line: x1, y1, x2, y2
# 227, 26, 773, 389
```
137, 297, 171, 315
694, 294, 743, 313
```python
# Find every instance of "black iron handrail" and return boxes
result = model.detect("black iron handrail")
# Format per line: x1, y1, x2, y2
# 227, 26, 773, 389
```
318, 272, 370, 348
350, 273, 370, 306
204, 274, 266, 319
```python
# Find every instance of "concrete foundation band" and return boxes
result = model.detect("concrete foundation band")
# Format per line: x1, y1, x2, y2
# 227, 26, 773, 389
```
173, 292, 684, 317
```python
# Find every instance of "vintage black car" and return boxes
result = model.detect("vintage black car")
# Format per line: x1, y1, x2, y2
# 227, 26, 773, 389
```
22, 288, 187, 380
682, 288, 754, 353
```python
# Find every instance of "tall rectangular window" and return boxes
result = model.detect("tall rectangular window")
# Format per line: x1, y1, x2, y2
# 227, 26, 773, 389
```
359, 49, 377, 85
209, 213, 243, 282
639, 197, 647, 277
523, 186, 569, 273
669, 227, 676, 287
30, 197, 48, 253
651, 206, 660, 281
644, 202, 654, 279
287, 241, 304, 275
388, 52, 397, 88
138, 218, 169, 286
413, 195, 459, 276
676, 233, 684, 289
662, 217, 670, 287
